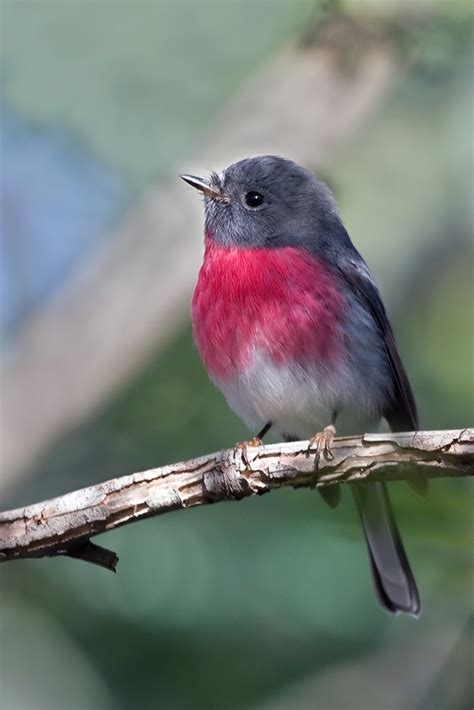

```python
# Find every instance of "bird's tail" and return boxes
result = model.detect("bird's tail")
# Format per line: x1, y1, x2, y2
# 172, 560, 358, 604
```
352, 482, 421, 617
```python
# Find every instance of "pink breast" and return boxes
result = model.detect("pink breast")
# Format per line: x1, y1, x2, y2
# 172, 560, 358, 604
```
192, 237, 345, 380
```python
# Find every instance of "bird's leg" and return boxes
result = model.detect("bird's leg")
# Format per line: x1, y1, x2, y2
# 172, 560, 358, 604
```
256, 421, 272, 441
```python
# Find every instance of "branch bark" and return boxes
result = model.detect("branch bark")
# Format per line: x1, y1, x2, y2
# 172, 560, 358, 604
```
1, 428, 472, 572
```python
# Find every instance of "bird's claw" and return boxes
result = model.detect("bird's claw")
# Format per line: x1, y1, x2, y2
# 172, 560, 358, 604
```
236, 437, 263, 449
307, 424, 336, 476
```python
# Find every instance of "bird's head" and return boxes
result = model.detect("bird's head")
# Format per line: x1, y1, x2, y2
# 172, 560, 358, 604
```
181, 155, 343, 252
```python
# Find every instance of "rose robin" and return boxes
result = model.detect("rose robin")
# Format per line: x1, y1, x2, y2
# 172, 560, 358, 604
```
181, 155, 420, 616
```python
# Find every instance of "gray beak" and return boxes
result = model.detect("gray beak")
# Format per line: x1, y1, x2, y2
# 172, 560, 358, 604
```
180, 174, 228, 202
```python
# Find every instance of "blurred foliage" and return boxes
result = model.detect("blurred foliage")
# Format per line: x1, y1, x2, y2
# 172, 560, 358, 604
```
1, 0, 314, 190
1, 2, 473, 709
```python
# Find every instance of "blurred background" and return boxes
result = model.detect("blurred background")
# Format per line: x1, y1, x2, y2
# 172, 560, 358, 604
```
1, 1, 473, 708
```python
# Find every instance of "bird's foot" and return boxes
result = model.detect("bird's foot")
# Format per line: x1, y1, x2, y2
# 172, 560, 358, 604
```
234, 437, 263, 466
307, 425, 340, 505
307, 424, 336, 471
235, 437, 263, 450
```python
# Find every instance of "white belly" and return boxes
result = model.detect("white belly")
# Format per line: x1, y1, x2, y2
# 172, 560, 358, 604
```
212, 348, 380, 439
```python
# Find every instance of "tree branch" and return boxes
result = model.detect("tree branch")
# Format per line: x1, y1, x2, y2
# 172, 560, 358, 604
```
1, 429, 472, 572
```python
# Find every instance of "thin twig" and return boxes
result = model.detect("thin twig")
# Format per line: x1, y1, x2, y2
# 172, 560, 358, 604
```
0, 429, 472, 572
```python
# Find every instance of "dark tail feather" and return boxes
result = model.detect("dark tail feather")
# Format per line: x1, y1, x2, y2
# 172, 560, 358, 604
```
352, 482, 421, 617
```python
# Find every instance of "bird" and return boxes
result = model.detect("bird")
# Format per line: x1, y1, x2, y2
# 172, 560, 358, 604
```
181, 155, 421, 617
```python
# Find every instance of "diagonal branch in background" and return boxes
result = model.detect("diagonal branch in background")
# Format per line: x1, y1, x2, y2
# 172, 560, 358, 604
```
0, 429, 472, 573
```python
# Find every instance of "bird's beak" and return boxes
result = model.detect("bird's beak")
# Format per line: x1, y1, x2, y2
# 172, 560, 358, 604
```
180, 174, 228, 202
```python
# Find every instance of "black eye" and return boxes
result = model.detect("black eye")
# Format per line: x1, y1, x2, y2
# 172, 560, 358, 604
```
244, 191, 264, 208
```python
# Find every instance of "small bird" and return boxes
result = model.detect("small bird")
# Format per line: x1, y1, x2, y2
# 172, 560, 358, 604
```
181, 155, 421, 617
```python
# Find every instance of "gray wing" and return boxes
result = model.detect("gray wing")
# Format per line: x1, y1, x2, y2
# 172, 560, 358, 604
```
335, 249, 426, 496
335, 253, 419, 433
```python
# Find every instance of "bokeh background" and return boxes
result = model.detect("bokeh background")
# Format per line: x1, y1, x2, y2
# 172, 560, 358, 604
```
1, 1, 473, 708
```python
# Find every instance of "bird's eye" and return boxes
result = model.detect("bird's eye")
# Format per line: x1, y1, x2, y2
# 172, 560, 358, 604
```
244, 191, 264, 208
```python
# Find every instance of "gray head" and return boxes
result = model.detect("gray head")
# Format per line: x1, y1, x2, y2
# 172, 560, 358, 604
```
181, 155, 350, 254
